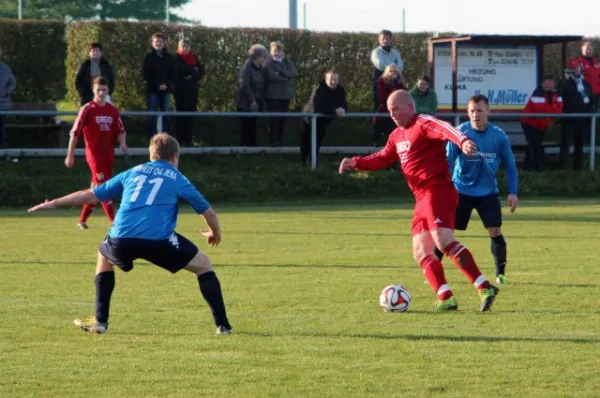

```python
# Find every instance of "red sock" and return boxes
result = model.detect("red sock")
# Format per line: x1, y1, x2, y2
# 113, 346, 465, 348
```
100, 201, 115, 223
419, 255, 453, 300
444, 241, 490, 290
79, 204, 95, 223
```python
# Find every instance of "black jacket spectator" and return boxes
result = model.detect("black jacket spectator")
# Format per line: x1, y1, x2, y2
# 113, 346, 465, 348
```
303, 80, 348, 115
235, 44, 269, 147
264, 41, 297, 146
301, 75, 348, 165
557, 64, 597, 170
235, 59, 267, 111
173, 42, 205, 147
142, 49, 175, 94
75, 58, 115, 105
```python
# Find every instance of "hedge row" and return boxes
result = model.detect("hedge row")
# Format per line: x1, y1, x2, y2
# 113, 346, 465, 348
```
1, 18, 598, 111
3, 155, 600, 207
0, 19, 66, 103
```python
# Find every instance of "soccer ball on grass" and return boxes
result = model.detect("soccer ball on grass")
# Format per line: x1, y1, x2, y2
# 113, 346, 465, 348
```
379, 285, 411, 312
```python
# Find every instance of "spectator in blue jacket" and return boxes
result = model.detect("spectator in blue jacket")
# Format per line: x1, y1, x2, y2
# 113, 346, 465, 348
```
0, 45, 17, 148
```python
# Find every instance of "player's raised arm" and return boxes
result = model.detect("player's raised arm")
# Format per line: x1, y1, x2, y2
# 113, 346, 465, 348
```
339, 138, 399, 174
419, 115, 478, 156
28, 171, 126, 214
28, 189, 99, 213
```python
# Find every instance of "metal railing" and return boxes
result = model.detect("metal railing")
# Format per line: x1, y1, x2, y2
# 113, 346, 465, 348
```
0, 110, 598, 170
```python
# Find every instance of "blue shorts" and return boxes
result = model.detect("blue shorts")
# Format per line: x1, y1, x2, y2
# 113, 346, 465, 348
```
99, 233, 199, 274
455, 193, 502, 230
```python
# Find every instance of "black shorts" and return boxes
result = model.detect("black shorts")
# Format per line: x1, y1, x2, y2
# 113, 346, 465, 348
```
99, 233, 199, 274
455, 193, 502, 230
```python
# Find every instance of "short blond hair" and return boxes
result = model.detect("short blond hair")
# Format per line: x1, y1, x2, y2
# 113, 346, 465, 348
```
270, 41, 284, 51
382, 64, 403, 83
150, 133, 180, 161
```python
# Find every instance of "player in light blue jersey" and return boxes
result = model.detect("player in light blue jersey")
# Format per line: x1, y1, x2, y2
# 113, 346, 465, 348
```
435, 95, 519, 285
28, 133, 232, 335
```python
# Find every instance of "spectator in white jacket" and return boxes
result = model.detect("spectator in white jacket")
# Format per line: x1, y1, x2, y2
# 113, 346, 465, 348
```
370, 30, 404, 111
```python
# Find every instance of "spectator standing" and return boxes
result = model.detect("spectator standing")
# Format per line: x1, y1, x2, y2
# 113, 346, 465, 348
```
410, 75, 438, 115
0, 45, 16, 148
173, 38, 205, 147
372, 64, 406, 146
557, 59, 596, 170
370, 30, 404, 111
265, 41, 297, 147
576, 42, 600, 101
235, 44, 269, 147
143, 32, 175, 140
520, 75, 563, 171
300, 69, 348, 165
75, 42, 115, 106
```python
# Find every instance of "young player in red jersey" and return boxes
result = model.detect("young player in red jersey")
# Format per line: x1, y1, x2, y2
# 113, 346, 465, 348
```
65, 76, 128, 229
339, 90, 499, 312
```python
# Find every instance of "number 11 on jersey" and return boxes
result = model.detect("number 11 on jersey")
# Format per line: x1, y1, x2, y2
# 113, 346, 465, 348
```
130, 175, 164, 205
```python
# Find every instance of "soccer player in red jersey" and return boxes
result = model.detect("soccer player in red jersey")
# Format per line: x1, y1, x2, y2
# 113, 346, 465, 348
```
65, 76, 128, 229
339, 90, 499, 312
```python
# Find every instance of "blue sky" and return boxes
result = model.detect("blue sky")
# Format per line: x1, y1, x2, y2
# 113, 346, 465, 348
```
179, 0, 599, 37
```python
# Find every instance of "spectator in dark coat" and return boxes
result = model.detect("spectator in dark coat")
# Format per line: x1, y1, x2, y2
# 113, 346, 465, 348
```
142, 32, 175, 139
173, 38, 205, 147
0, 45, 17, 148
235, 44, 269, 146
264, 41, 297, 147
300, 69, 348, 165
372, 64, 406, 146
75, 42, 115, 106
557, 59, 597, 170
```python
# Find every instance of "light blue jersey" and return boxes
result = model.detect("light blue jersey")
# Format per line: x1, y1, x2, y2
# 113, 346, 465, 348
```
446, 122, 518, 197
93, 160, 210, 240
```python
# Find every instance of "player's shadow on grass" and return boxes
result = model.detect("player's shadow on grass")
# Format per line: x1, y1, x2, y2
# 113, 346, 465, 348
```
236, 331, 600, 345
227, 230, 413, 237
217, 263, 416, 270
517, 281, 600, 288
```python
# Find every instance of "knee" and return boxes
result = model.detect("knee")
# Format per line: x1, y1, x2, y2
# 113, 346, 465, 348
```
488, 227, 502, 238
96, 252, 114, 274
185, 251, 214, 276
412, 246, 430, 263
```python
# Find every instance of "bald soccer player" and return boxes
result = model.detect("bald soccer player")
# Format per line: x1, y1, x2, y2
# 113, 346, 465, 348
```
339, 90, 499, 312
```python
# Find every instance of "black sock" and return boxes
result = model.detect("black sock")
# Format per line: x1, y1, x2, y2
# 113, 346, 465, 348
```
198, 271, 230, 329
95, 271, 115, 323
434, 247, 444, 261
491, 235, 507, 276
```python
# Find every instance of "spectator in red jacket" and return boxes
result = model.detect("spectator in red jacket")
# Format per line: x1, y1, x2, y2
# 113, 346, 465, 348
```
521, 75, 563, 171
575, 42, 600, 99
372, 64, 406, 146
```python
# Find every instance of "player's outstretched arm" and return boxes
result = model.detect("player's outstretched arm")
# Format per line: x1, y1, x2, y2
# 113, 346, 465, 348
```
339, 138, 398, 174
200, 208, 222, 247
28, 189, 99, 213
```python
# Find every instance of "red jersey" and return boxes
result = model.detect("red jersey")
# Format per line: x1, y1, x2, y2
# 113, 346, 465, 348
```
70, 101, 125, 163
576, 56, 600, 96
354, 114, 468, 194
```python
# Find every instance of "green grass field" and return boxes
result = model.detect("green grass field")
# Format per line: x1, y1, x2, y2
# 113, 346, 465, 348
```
1, 199, 600, 397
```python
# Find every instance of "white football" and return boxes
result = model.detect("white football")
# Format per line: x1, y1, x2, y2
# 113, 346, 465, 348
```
379, 285, 411, 312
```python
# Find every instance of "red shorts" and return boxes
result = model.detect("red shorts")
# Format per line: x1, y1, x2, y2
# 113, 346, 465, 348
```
411, 183, 458, 235
88, 159, 114, 185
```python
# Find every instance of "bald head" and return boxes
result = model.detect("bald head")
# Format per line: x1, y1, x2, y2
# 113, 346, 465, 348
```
387, 89, 416, 127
